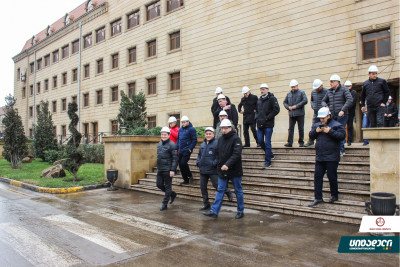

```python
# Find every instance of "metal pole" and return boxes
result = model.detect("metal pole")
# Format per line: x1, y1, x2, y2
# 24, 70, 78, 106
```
78, 22, 82, 132
32, 50, 36, 139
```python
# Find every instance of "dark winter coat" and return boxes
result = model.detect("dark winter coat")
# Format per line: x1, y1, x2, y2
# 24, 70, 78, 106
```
211, 96, 231, 128
309, 118, 346, 162
348, 89, 358, 115
177, 122, 197, 153
321, 85, 353, 116
238, 93, 258, 124
157, 139, 178, 172
213, 103, 239, 128
310, 87, 328, 115
255, 93, 280, 129
196, 138, 218, 175
216, 130, 243, 179
283, 89, 308, 117
361, 77, 390, 109
385, 102, 398, 121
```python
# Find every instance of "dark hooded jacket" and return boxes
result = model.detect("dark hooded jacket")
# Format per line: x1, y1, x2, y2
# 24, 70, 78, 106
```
177, 122, 197, 153
197, 137, 218, 175
255, 93, 280, 128
157, 139, 178, 172
238, 93, 258, 124
216, 130, 243, 179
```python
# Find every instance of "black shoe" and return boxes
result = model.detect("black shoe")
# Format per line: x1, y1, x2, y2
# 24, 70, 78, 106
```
284, 143, 292, 147
199, 204, 211, 211
271, 155, 275, 160
243, 145, 250, 148
299, 143, 305, 147
363, 143, 369, 146
170, 192, 177, 204
160, 203, 168, 211
347, 142, 352, 146
188, 176, 194, 184
235, 212, 244, 219
304, 141, 314, 147
329, 196, 338, 203
180, 181, 189, 185
226, 191, 233, 202
257, 143, 261, 148
203, 211, 217, 218
308, 199, 324, 207
263, 163, 271, 169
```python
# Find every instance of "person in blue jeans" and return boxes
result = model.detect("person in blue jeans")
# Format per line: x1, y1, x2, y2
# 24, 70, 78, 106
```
203, 119, 244, 219
362, 105, 370, 145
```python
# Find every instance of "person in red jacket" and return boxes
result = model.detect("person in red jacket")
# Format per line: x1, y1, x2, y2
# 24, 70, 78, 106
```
168, 116, 179, 144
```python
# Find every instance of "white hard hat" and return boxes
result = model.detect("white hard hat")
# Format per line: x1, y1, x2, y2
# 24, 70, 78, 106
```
160, 126, 170, 133
330, 74, 341, 82
242, 86, 250, 94
217, 94, 226, 100
168, 116, 177, 123
344, 80, 352, 87
215, 87, 223, 94
312, 79, 323, 89
260, 83, 269, 89
388, 96, 392, 100
368, 65, 379, 73
181, 115, 189, 121
205, 127, 214, 133
220, 119, 232, 127
317, 107, 331, 118
219, 110, 228, 116
289, 79, 298, 87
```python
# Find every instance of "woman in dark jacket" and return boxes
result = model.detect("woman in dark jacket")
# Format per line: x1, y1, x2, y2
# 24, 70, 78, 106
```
384, 97, 398, 127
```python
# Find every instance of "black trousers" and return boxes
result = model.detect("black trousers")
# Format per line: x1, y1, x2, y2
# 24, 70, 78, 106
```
243, 122, 257, 147
179, 151, 192, 182
384, 119, 396, 127
156, 171, 175, 205
368, 106, 385, 127
314, 161, 339, 200
346, 113, 355, 143
287, 115, 304, 144
200, 173, 231, 205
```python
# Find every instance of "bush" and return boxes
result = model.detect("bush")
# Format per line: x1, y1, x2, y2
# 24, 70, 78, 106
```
130, 127, 150, 136
195, 127, 205, 137
44, 149, 62, 163
78, 144, 104, 164
149, 126, 162, 136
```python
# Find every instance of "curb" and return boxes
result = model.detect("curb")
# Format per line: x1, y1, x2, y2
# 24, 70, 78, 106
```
0, 177, 109, 194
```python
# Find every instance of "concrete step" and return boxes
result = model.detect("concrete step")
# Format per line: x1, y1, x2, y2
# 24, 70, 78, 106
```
240, 152, 369, 163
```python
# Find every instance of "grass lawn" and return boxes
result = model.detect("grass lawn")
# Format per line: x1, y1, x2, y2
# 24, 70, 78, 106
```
0, 159, 105, 188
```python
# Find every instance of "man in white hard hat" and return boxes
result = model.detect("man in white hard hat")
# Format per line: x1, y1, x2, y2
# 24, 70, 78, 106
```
196, 127, 233, 211
384, 96, 398, 127
177, 116, 197, 184
322, 74, 352, 157
157, 127, 178, 211
344, 81, 358, 146
283, 79, 308, 147
215, 110, 236, 139
203, 119, 244, 219
255, 83, 280, 168
305, 79, 327, 147
308, 107, 346, 207
211, 87, 231, 129
238, 86, 258, 147
360, 65, 390, 127
168, 116, 179, 144
216, 94, 239, 129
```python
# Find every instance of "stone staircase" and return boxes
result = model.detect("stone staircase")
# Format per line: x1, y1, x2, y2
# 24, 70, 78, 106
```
130, 144, 370, 224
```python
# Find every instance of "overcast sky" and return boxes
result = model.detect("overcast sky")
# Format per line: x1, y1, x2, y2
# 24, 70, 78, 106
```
0, 0, 85, 107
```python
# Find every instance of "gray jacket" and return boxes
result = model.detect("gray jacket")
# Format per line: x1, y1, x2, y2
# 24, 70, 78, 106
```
283, 89, 308, 117
322, 85, 353, 116
311, 87, 328, 115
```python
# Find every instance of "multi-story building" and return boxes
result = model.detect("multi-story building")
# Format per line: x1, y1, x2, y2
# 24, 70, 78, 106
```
13, 0, 399, 143
0, 106, 5, 137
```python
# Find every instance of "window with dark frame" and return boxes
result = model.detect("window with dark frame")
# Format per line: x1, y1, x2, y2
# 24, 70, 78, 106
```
147, 40, 156, 57
84, 33, 92, 48
62, 72, 67, 85
62, 125, 67, 137
52, 100, 57, 112
170, 113, 181, 127
29, 106, 33, 117
22, 87, 26, 98
111, 19, 122, 36
37, 59, 42, 70
83, 93, 89, 107
167, 0, 184, 12
96, 90, 103, 104
97, 59, 103, 73
112, 53, 119, 69
37, 82, 41, 94
147, 78, 156, 95
170, 31, 180, 50
44, 55, 50, 67
170, 72, 180, 91
72, 40, 79, 54
111, 86, 118, 102
62, 45, 69, 58
53, 50, 59, 63
128, 82, 135, 98
44, 79, 49, 91
84, 64, 90, 78
72, 68, 78, 82
30, 62, 34, 73
111, 120, 118, 135
128, 47, 136, 63
362, 28, 391, 60
127, 11, 139, 29
36, 105, 40, 115
53, 76, 57, 88
96, 27, 105, 43
147, 1, 160, 21
148, 116, 156, 129
62, 98, 67, 111
30, 85, 33, 96
29, 129, 33, 138
72, 96, 77, 103
17, 68, 20, 81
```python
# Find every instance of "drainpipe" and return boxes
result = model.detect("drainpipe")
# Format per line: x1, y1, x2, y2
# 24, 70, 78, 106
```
32, 50, 36, 138
78, 22, 82, 132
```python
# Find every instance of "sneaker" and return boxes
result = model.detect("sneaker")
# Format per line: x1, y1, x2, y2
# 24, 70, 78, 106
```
363, 143, 369, 146
263, 163, 271, 169
329, 196, 338, 203
271, 155, 275, 160
199, 204, 211, 211
299, 143, 305, 147
188, 176, 194, 184
169, 192, 177, 204
160, 203, 168, 211
347, 142, 352, 146
235, 212, 244, 219
257, 143, 261, 148
304, 141, 314, 147
284, 143, 292, 147
203, 211, 217, 218
180, 181, 189, 185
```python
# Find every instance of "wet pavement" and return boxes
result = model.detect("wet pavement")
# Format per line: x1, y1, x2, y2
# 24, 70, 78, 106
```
0, 182, 398, 266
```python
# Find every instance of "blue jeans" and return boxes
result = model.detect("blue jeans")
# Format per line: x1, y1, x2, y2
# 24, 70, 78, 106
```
332, 114, 348, 154
362, 113, 370, 144
257, 127, 274, 164
211, 177, 244, 215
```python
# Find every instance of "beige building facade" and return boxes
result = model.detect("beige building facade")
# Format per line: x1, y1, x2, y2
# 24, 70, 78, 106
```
13, 0, 399, 143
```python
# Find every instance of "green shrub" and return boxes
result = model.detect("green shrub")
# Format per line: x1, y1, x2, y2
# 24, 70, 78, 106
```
195, 127, 205, 137
44, 150, 61, 163
149, 126, 162, 136
78, 144, 104, 164
130, 127, 150, 136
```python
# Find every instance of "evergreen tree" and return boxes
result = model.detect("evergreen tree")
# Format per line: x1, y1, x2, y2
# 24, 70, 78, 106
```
117, 91, 147, 133
2, 95, 28, 169
34, 101, 57, 161
62, 102, 84, 182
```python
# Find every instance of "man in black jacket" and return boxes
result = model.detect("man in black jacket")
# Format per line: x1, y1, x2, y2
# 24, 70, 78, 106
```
211, 87, 231, 129
238, 86, 258, 147
216, 94, 238, 128
203, 119, 244, 219
361, 65, 390, 127
255, 83, 280, 168
157, 127, 178, 211
308, 107, 346, 207
384, 96, 398, 127
344, 80, 358, 146
283, 79, 308, 147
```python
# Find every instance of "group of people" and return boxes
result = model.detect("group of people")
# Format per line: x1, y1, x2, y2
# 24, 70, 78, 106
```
155, 64, 395, 215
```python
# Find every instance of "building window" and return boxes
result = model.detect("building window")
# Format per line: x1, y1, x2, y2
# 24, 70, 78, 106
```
147, 1, 160, 21
83, 93, 89, 107
44, 54, 50, 67
111, 53, 119, 69
36, 59, 42, 70
170, 72, 180, 91
362, 28, 390, 60
37, 82, 41, 94
30, 62, 34, 74
72, 68, 78, 82
148, 78, 156, 95
96, 90, 103, 104
36, 105, 40, 115
53, 126, 57, 136
147, 40, 156, 57
30, 85, 33, 96
84, 33, 92, 48
167, 0, 184, 12
128, 82, 135, 98
62, 72, 67, 85
128, 47, 136, 63
44, 79, 49, 91
53, 76, 58, 88
84, 64, 90, 78
29, 106, 33, 117
111, 19, 121, 36
170, 113, 181, 127
170, 31, 180, 50
111, 120, 118, 135
148, 116, 156, 129
72, 96, 77, 103
111, 86, 118, 102
96, 27, 105, 43
62, 98, 67, 111
62, 125, 67, 137
17, 68, 20, 81
127, 11, 139, 29
62, 45, 69, 59
53, 50, 59, 63
22, 87, 26, 98
52, 100, 57, 113
72, 40, 79, 54
97, 59, 103, 74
